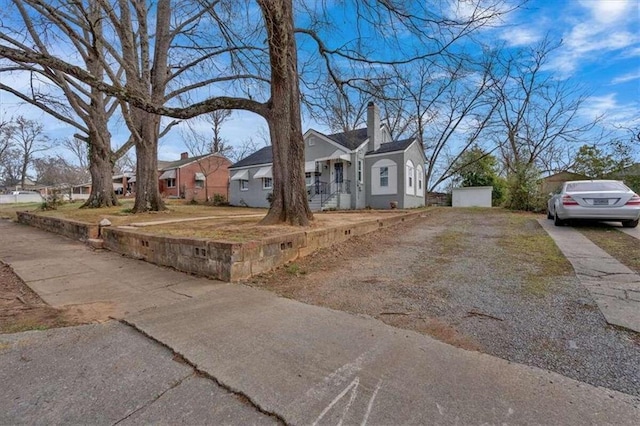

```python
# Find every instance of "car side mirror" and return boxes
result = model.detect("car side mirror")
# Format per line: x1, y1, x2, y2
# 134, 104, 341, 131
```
548, 192, 554, 197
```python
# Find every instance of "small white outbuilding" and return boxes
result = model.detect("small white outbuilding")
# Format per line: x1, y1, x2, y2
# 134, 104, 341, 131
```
452, 186, 493, 207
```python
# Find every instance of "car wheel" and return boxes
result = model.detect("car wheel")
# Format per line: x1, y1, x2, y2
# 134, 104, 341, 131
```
622, 219, 639, 228
547, 209, 553, 219
554, 211, 565, 226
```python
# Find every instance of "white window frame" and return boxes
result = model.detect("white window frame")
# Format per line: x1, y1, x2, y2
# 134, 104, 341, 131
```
167, 178, 176, 188
405, 160, 415, 195
380, 167, 389, 187
371, 159, 397, 195
263, 177, 273, 190
240, 180, 249, 191
358, 160, 363, 184
416, 164, 424, 196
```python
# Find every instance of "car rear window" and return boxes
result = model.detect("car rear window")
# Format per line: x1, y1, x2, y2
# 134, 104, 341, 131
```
565, 182, 628, 192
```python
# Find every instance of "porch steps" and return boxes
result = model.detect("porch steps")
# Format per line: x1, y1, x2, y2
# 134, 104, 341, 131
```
309, 194, 338, 211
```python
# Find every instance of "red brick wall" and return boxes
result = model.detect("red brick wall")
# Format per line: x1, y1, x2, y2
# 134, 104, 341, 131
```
160, 156, 231, 201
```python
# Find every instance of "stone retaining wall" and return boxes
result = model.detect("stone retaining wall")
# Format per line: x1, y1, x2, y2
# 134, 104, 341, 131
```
17, 211, 99, 241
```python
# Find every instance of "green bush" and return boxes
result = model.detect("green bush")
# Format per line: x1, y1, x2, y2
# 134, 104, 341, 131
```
505, 163, 540, 211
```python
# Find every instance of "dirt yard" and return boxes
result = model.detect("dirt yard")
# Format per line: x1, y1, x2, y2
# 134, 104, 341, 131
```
248, 208, 640, 396
0, 262, 96, 334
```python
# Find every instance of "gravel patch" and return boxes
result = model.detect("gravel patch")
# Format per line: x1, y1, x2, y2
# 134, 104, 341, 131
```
249, 208, 640, 396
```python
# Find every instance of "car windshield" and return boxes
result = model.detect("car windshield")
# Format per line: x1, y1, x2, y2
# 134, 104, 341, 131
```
565, 182, 628, 192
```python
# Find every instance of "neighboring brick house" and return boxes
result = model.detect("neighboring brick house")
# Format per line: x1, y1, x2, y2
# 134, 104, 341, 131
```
158, 152, 231, 201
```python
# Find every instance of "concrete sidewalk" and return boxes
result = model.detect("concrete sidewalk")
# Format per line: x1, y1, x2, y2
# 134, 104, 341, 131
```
2, 219, 640, 424
0, 219, 224, 319
539, 219, 640, 333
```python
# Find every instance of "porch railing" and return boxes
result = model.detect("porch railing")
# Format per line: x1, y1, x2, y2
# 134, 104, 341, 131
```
308, 180, 351, 206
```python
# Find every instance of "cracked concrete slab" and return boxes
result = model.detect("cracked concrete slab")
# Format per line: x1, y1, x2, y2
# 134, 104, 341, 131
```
125, 285, 640, 425
0, 322, 275, 425
539, 219, 640, 332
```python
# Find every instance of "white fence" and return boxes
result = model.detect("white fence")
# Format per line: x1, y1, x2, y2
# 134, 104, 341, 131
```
0, 193, 45, 204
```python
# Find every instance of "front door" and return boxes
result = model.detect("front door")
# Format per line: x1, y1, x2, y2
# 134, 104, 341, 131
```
334, 162, 344, 185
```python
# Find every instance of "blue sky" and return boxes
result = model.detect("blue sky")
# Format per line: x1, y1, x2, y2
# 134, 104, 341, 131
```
496, 0, 639, 128
165, 0, 640, 161
0, 0, 638, 164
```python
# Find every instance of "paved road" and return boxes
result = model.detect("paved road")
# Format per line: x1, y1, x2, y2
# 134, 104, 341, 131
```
0, 322, 276, 425
1, 219, 638, 424
539, 219, 640, 333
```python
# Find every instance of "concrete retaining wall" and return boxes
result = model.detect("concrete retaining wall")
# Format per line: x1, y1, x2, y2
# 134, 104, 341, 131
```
101, 228, 238, 281
17, 212, 99, 241
19, 210, 426, 282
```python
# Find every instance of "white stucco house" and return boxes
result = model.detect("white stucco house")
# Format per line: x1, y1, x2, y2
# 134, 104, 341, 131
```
228, 103, 426, 210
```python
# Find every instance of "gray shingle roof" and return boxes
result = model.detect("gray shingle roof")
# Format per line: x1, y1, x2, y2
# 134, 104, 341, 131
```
326, 128, 369, 150
230, 133, 416, 169
366, 138, 415, 155
230, 146, 273, 168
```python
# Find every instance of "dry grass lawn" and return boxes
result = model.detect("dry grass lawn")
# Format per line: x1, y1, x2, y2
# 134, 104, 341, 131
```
8, 198, 421, 241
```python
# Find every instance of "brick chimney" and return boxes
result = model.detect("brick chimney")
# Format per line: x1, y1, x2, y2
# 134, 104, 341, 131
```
367, 102, 381, 152
180, 152, 189, 160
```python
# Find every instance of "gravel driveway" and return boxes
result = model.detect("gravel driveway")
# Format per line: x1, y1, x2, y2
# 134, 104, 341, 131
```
249, 208, 640, 396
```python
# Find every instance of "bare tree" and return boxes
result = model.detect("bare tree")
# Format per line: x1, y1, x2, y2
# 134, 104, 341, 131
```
307, 82, 370, 133
62, 137, 89, 170
5, 116, 49, 188
0, 0, 514, 224
113, 147, 136, 175
181, 116, 232, 202
489, 38, 601, 209
209, 110, 233, 154
0, 0, 130, 207
33, 156, 89, 187
228, 136, 267, 163
0, 119, 13, 164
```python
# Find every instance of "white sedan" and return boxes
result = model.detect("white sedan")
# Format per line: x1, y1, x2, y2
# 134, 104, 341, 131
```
547, 180, 640, 228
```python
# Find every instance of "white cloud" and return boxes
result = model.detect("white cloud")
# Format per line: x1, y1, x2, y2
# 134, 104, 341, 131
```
611, 71, 640, 84
579, 0, 632, 24
581, 93, 639, 128
499, 27, 542, 46
546, 0, 639, 75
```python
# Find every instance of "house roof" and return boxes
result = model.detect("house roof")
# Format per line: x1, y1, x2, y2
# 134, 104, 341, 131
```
326, 128, 369, 150
230, 131, 417, 169
540, 171, 590, 181
157, 160, 173, 170
160, 152, 228, 170
366, 138, 415, 155
230, 146, 273, 168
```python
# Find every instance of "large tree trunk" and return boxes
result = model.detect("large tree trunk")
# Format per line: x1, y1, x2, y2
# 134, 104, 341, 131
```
132, 111, 165, 212
82, 129, 118, 208
81, 4, 118, 209
81, 94, 118, 208
258, 0, 312, 226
